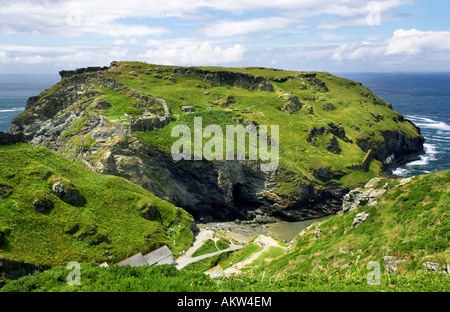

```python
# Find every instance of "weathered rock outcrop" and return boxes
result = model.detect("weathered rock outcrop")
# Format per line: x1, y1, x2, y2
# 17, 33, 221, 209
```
356, 129, 425, 171
173, 67, 274, 92
0, 131, 25, 145
52, 182, 86, 206
339, 177, 387, 215
59, 66, 109, 79
33, 199, 54, 213
0, 257, 49, 280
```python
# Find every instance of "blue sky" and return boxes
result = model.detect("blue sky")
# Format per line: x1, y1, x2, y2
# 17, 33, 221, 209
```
0, 0, 449, 74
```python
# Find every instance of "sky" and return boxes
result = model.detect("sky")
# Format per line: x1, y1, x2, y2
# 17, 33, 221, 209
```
0, 0, 449, 74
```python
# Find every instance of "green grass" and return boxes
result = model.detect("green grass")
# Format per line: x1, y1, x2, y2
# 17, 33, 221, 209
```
12, 61, 424, 195
191, 239, 218, 257
216, 238, 230, 250
0, 143, 194, 269
1, 171, 448, 292
244, 170, 449, 287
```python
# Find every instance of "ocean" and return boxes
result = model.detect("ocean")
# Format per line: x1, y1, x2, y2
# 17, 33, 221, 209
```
0, 74, 60, 133
0, 72, 449, 177
338, 72, 450, 177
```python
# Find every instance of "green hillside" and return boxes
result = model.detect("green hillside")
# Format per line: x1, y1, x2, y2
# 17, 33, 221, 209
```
0, 143, 193, 272
236, 170, 450, 291
12, 62, 423, 194
2, 170, 448, 292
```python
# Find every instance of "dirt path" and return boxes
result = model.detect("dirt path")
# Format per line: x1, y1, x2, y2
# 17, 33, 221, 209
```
224, 234, 282, 275
174, 228, 242, 270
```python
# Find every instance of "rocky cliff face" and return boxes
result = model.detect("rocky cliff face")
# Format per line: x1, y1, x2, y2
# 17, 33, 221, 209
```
11, 62, 424, 223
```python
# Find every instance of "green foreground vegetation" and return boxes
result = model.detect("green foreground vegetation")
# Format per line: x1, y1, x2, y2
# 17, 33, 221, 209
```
0, 143, 193, 270
1, 62, 447, 292
2, 168, 448, 292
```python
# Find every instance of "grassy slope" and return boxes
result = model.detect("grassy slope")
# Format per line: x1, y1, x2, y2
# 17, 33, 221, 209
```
244, 170, 450, 290
0, 143, 194, 268
3, 170, 447, 292
16, 62, 421, 194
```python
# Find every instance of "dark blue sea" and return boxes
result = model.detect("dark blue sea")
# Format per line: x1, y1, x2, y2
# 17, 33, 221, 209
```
339, 72, 450, 177
0, 72, 449, 177
0, 74, 60, 133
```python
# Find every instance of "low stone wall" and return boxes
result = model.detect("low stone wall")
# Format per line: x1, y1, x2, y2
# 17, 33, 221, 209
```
347, 149, 373, 172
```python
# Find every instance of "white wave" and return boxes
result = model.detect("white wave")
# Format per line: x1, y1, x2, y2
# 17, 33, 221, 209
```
427, 138, 449, 142
432, 136, 450, 140
406, 158, 430, 166
437, 130, 450, 136
423, 143, 438, 155
405, 115, 450, 131
405, 143, 437, 167
0, 108, 24, 113
392, 167, 410, 176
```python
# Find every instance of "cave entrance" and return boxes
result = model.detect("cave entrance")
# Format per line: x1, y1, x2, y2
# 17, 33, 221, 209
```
232, 183, 261, 209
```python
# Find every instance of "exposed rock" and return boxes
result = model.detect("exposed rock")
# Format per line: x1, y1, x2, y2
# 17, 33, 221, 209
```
140, 203, 157, 220
75, 225, 109, 246
399, 177, 412, 185
274, 77, 288, 83
94, 99, 111, 110
52, 182, 86, 206
314, 227, 321, 241
325, 136, 341, 154
64, 222, 79, 235
33, 199, 54, 213
282, 96, 302, 112
340, 179, 386, 214
352, 212, 369, 228
383, 256, 406, 275
356, 130, 425, 171
0, 131, 25, 146
323, 103, 335, 111
313, 168, 346, 182
59, 66, 109, 79
0, 257, 49, 280
422, 261, 448, 275
173, 67, 274, 92
327, 123, 348, 141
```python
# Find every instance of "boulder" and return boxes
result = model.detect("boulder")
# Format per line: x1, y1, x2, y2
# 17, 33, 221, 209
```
352, 212, 369, 228
52, 182, 86, 206
33, 199, 54, 213
341, 182, 386, 214
422, 261, 448, 275
383, 256, 406, 275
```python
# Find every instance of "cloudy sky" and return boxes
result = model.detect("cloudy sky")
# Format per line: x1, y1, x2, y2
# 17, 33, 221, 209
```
0, 0, 449, 74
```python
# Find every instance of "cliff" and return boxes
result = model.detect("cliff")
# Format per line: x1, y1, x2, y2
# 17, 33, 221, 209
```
11, 61, 424, 222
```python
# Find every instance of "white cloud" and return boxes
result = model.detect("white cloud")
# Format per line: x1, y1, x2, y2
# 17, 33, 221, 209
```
201, 17, 296, 37
0, 45, 128, 68
386, 28, 450, 55
0, 0, 411, 36
139, 42, 246, 65
0, 0, 169, 37
331, 28, 450, 68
